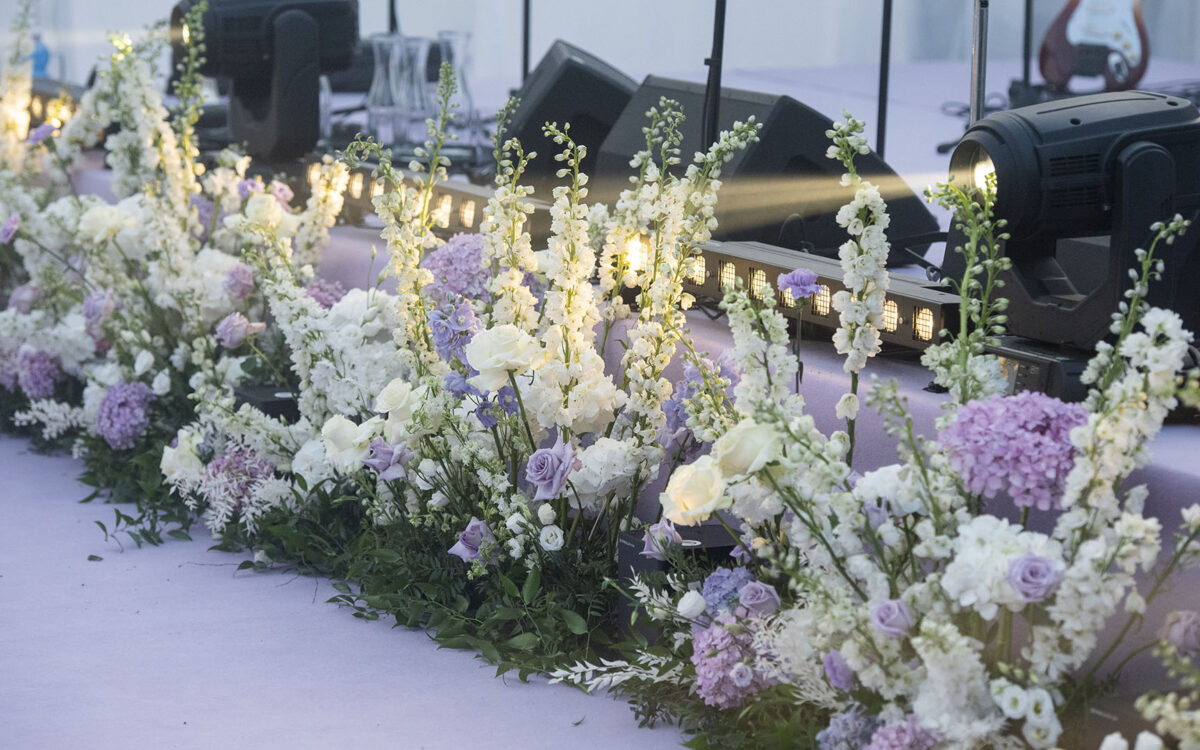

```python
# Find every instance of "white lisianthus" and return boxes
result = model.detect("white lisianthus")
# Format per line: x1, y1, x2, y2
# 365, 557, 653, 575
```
661, 455, 729, 526
995, 683, 1030, 720
463, 324, 546, 392
835, 392, 859, 420
537, 504, 557, 525
677, 590, 706, 619
539, 524, 565, 552
712, 418, 782, 476
321, 414, 370, 472
151, 369, 171, 396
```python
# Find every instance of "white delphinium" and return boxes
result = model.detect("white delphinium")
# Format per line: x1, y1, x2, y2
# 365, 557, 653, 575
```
910, 618, 1008, 746
291, 156, 350, 267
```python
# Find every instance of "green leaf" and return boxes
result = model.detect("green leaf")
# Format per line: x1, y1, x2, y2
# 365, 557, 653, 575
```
237, 560, 255, 571
572, 716, 586, 727
167, 529, 191, 541
560, 609, 588, 635
499, 573, 520, 600
505, 632, 539, 651
521, 567, 541, 603
87, 554, 103, 562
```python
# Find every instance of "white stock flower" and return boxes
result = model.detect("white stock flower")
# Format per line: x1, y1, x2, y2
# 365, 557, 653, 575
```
677, 590, 706, 619
538, 524, 565, 552
661, 455, 729, 526
712, 417, 782, 476
464, 324, 545, 392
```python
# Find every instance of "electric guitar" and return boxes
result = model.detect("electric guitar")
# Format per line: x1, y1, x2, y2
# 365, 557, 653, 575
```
1039, 0, 1149, 91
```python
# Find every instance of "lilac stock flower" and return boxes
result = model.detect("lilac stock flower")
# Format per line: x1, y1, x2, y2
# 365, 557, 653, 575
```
449, 516, 495, 563
305, 278, 346, 309
525, 434, 577, 501
738, 580, 782, 616
940, 391, 1087, 512
817, 706, 881, 750
237, 178, 264, 199
701, 567, 755, 613
822, 649, 856, 692
1163, 611, 1200, 658
362, 437, 413, 481
690, 619, 767, 709
215, 312, 265, 349
1, 212, 18, 243
16, 348, 61, 399
268, 180, 294, 210
28, 123, 55, 145
640, 518, 683, 561
205, 445, 273, 497
421, 233, 489, 302
870, 598, 913, 639
223, 264, 256, 299
1007, 552, 1063, 603
96, 382, 155, 450
778, 267, 821, 301
8, 284, 40, 314
864, 714, 937, 750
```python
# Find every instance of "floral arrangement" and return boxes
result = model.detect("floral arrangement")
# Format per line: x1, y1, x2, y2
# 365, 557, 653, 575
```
5, 4, 1200, 748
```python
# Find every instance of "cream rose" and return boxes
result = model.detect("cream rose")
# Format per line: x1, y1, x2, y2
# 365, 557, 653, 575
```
661, 455, 728, 526
321, 414, 371, 473
77, 204, 133, 246
374, 379, 428, 441
464, 324, 545, 392
712, 418, 782, 476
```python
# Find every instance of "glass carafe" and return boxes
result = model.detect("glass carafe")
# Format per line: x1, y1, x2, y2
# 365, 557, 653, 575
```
366, 33, 404, 145
436, 30, 479, 160
393, 36, 435, 147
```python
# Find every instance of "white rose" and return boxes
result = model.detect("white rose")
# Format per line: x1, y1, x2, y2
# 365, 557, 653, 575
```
160, 429, 202, 480
712, 418, 782, 476
661, 455, 728, 526
464, 324, 546, 392
537, 503, 556, 525
244, 193, 283, 228
539, 524, 565, 552
321, 414, 370, 473
835, 392, 859, 420
151, 369, 171, 396
77, 204, 132, 245
428, 491, 449, 508
677, 590, 706, 619
374, 379, 427, 441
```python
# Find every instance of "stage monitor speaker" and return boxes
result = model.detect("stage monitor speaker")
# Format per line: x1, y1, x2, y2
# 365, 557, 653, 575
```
507, 40, 638, 197
593, 76, 938, 266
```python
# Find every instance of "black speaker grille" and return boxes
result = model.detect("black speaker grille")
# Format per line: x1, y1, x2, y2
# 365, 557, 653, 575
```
1048, 153, 1100, 177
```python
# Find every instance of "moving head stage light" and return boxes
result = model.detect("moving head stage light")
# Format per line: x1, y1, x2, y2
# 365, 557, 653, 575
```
947, 90, 1200, 349
171, 0, 358, 161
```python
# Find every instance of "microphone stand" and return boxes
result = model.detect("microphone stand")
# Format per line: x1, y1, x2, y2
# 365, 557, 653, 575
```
969, 0, 990, 124
702, 0, 726, 148
522, 0, 532, 82
876, 0, 893, 158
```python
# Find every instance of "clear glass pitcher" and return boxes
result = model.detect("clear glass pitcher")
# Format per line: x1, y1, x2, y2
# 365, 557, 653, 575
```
393, 36, 436, 146
366, 33, 404, 145
436, 30, 479, 160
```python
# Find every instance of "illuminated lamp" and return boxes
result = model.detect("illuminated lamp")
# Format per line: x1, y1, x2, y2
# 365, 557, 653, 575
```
946, 90, 1200, 349
170, 0, 358, 160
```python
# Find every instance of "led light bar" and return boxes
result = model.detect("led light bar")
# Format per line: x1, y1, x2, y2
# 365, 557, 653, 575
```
690, 240, 960, 351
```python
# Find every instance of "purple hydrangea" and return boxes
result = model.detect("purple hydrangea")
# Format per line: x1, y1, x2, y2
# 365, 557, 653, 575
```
96, 382, 155, 450
28, 123, 56, 145
817, 707, 882, 750
1007, 552, 1063, 603
305, 278, 346, 309
421, 233, 489, 302
8, 284, 40, 314
701, 567, 755, 613
16, 348, 61, 399
429, 302, 480, 362
223, 264, 256, 299
362, 437, 413, 481
205, 445, 273, 497
525, 433, 577, 501
940, 391, 1087, 511
1, 212, 18, 244
640, 519, 683, 561
737, 580, 781, 617
449, 516, 494, 563
215, 312, 265, 349
870, 598, 913, 639
823, 649, 856, 692
778, 267, 821, 301
864, 715, 937, 750
690, 619, 769, 709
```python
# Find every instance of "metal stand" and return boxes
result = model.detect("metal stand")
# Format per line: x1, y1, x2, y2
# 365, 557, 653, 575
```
522, 0, 532, 82
702, 0, 727, 148
969, 0, 990, 124
877, 0, 893, 158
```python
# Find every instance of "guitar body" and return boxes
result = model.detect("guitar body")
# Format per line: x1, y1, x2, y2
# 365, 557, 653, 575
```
1039, 0, 1149, 91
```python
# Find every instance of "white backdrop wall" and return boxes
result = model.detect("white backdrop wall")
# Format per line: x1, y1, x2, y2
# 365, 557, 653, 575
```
2, 1, 1199, 98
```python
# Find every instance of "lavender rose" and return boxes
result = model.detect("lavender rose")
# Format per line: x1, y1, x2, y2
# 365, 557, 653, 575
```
361, 437, 413, 481
1, 212, 18, 243
1163, 611, 1200, 658
823, 649, 856, 692
215, 312, 265, 348
640, 519, 683, 561
8, 284, 40, 314
1007, 552, 1063, 603
525, 434, 577, 501
223, 264, 256, 299
870, 598, 913, 639
777, 267, 820, 300
449, 516, 494, 563
737, 580, 781, 616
